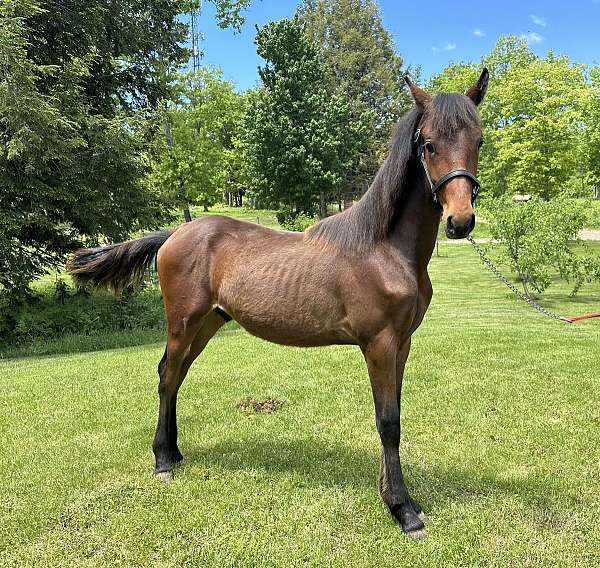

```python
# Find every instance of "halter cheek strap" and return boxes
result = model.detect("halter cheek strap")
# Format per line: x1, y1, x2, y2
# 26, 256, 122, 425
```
414, 128, 480, 205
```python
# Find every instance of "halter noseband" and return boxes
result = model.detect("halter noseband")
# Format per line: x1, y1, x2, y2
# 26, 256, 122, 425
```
413, 128, 480, 205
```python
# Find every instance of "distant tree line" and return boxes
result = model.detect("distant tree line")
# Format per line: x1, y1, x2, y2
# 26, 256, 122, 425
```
159, 0, 413, 222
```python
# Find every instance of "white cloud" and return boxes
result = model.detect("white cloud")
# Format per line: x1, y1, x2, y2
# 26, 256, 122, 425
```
520, 31, 543, 44
432, 43, 457, 54
473, 28, 486, 38
530, 14, 547, 27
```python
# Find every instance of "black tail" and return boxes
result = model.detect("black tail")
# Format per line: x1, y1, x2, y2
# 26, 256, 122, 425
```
66, 231, 172, 294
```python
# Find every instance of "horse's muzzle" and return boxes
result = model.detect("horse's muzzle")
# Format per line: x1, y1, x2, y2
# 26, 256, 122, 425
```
446, 214, 475, 239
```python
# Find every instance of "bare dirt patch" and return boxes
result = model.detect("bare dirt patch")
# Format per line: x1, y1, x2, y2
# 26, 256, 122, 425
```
237, 397, 288, 414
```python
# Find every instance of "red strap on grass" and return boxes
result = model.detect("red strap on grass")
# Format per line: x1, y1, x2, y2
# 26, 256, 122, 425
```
565, 312, 600, 323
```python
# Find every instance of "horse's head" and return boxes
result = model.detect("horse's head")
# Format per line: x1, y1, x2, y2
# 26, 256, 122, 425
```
404, 69, 489, 239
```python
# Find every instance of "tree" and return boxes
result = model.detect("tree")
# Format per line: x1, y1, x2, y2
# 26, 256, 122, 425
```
209, 0, 253, 32
429, 36, 590, 200
27, 0, 192, 114
244, 18, 372, 218
581, 66, 600, 194
0, 0, 176, 294
0, 0, 254, 295
297, 0, 411, 192
151, 68, 242, 214
484, 197, 600, 296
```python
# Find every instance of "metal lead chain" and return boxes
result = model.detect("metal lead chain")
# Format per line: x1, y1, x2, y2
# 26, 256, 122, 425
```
466, 236, 571, 323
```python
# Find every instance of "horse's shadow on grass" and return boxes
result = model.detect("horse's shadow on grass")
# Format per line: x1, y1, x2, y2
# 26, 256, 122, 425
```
185, 437, 581, 523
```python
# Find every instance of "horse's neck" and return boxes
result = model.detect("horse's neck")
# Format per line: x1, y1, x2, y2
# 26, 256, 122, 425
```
388, 172, 441, 275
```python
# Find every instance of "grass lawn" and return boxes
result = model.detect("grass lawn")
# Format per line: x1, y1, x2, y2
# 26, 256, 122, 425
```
2, 234, 600, 566
189, 204, 280, 229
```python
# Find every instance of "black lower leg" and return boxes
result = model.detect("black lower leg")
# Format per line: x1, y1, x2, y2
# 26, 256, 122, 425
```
153, 349, 179, 473
168, 395, 183, 463
153, 386, 174, 473
378, 419, 424, 534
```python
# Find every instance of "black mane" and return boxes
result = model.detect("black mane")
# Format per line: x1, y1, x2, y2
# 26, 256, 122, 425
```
305, 93, 480, 250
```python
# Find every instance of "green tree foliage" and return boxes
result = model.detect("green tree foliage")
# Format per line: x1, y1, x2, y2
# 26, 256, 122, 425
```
0, 0, 180, 294
484, 197, 600, 296
297, 0, 410, 191
209, 0, 253, 32
581, 66, 600, 193
244, 18, 372, 217
151, 68, 242, 213
430, 36, 590, 200
26, 0, 192, 114
0, 0, 254, 295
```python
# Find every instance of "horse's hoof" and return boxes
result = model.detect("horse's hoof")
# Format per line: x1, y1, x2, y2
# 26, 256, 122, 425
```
409, 496, 428, 523
417, 511, 430, 524
155, 470, 173, 483
405, 528, 428, 542
390, 503, 426, 537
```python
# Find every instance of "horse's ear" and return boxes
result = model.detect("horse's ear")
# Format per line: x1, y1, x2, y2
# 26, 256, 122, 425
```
403, 75, 432, 110
465, 68, 489, 106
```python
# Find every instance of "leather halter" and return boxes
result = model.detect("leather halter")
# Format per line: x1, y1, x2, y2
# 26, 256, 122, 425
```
413, 128, 480, 205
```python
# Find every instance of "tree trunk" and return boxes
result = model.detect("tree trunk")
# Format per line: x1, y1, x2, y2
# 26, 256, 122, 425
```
164, 118, 191, 223
319, 191, 327, 219
519, 271, 530, 298
183, 203, 192, 223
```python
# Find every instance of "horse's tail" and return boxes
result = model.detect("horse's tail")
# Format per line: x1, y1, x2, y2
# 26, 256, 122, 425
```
66, 230, 172, 294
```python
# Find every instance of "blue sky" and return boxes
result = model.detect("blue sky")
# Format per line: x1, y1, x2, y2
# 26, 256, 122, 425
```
197, 0, 600, 90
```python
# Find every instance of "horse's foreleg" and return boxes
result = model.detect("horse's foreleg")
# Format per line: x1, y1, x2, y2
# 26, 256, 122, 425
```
394, 338, 428, 526
364, 332, 426, 540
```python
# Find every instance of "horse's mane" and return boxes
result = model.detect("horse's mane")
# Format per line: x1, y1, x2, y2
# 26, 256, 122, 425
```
305, 93, 480, 251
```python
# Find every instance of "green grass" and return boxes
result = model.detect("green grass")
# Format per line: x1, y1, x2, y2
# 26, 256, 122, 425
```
2, 243, 600, 567
189, 204, 280, 229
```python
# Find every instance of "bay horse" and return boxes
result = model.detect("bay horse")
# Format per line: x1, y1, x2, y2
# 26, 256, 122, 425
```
67, 70, 489, 540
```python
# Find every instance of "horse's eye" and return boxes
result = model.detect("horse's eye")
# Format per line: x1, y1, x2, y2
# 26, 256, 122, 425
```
425, 141, 436, 155
478, 137, 484, 149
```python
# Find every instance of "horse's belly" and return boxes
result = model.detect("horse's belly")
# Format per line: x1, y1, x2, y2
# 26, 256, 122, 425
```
216, 257, 355, 347
233, 311, 354, 347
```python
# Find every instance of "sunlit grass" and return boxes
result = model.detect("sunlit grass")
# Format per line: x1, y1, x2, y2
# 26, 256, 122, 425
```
190, 204, 280, 228
2, 241, 600, 566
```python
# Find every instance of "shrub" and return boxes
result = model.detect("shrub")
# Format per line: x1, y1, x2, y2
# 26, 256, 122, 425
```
1, 285, 165, 344
276, 209, 317, 232
483, 196, 600, 296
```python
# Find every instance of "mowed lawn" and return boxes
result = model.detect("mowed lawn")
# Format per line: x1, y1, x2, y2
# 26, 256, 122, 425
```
1, 243, 600, 567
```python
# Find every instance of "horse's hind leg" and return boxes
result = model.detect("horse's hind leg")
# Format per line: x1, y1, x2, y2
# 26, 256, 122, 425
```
166, 311, 227, 467
153, 310, 227, 480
